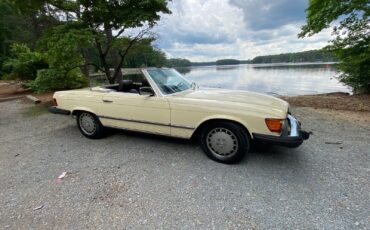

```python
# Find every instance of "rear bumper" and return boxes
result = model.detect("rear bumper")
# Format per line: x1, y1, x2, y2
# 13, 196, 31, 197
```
253, 114, 310, 148
48, 106, 71, 115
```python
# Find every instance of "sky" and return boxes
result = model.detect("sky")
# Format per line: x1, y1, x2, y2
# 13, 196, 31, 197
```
153, 0, 333, 62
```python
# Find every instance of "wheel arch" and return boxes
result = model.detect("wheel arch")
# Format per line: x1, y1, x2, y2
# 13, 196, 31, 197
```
191, 116, 253, 140
71, 107, 97, 116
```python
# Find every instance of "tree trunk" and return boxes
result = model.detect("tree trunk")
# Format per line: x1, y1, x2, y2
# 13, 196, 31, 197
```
94, 38, 113, 83
94, 24, 140, 84
80, 51, 90, 79
104, 26, 123, 84
112, 61, 123, 83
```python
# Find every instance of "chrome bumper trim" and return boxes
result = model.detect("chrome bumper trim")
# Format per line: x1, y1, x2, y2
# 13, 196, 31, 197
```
98, 115, 195, 130
287, 114, 299, 137
252, 114, 309, 148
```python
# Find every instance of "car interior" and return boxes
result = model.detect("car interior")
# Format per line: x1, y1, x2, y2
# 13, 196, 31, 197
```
104, 74, 152, 94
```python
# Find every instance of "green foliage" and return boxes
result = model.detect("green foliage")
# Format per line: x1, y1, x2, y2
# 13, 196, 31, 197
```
28, 68, 88, 93
24, 23, 93, 92
299, 0, 369, 37
38, 23, 93, 71
0, 0, 172, 83
2, 43, 48, 80
0, 0, 22, 69
1, 0, 171, 85
251, 50, 337, 63
300, 0, 370, 93
0, 0, 58, 78
123, 38, 167, 68
0, 1, 57, 58
75, 0, 171, 29
333, 45, 370, 93
45, 0, 171, 83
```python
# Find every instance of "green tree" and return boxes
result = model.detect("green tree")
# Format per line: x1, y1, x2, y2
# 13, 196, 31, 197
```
299, 0, 370, 93
32, 0, 171, 84
27, 23, 92, 93
0, 0, 58, 77
38, 22, 94, 74
124, 38, 166, 68
0, 1, 26, 70
2, 43, 47, 80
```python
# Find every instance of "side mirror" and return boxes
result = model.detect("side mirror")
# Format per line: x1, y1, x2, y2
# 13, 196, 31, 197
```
139, 87, 155, 96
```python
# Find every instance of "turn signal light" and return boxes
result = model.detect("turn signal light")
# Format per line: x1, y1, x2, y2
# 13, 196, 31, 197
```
52, 98, 58, 106
265, 118, 283, 133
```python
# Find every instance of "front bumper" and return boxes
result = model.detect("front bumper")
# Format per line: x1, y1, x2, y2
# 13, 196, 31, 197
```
253, 114, 310, 148
48, 106, 71, 115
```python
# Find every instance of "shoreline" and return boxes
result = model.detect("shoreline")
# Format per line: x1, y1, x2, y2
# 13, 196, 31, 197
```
281, 92, 370, 112
181, 61, 338, 69
1, 81, 368, 112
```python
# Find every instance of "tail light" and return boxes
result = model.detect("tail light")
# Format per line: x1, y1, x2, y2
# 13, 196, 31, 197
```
52, 98, 58, 106
265, 118, 283, 133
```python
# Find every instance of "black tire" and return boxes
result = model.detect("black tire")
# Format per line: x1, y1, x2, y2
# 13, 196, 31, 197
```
76, 112, 105, 139
200, 121, 250, 164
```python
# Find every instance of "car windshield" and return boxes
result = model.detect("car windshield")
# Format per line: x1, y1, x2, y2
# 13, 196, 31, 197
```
147, 69, 192, 95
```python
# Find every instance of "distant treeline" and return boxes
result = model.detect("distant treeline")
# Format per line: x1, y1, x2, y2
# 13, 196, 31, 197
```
126, 49, 338, 68
186, 49, 337, 67
166, 58, 192, 68
250, 50, 337, 63
191, 59, 246, 66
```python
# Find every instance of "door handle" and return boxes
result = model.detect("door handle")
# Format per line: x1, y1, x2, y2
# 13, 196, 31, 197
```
102, 99, 113, 103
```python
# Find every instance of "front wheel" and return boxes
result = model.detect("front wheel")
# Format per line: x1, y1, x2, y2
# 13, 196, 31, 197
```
76, 112, 105, 139
200, 121, 250, 164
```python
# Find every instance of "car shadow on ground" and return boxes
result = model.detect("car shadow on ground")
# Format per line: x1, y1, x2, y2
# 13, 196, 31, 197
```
105, 127, 304, 168
246, 142, 306, 170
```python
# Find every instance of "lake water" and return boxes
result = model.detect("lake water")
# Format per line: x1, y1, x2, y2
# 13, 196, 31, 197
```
180, 63, 351, 96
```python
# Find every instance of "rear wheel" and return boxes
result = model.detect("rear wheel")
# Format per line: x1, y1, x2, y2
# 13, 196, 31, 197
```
76, 112, 104, 139
200, 121, 250, 164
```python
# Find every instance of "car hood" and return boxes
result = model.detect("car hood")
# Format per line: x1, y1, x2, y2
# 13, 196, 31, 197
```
170, 88, 289, 118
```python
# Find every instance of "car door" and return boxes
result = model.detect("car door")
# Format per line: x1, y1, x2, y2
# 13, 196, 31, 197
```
98, 90, 171, 136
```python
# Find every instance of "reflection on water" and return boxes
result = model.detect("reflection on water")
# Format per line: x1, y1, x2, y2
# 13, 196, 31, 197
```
181, 64, 351, 96
175, 68, 191, 75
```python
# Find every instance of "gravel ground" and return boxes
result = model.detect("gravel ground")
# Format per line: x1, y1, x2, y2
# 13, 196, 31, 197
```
0, 100, 369, 229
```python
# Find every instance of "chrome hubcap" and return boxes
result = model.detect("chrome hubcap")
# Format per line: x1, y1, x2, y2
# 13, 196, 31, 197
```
206, 128, 238, 157
79, 113, 96, 135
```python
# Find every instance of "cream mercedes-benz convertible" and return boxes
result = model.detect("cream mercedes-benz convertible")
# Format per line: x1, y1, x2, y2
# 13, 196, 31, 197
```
49, 68, 309, 163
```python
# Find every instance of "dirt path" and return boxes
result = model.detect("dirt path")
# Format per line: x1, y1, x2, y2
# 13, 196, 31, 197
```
0, 81, 52, 103
0, 81, 30, 97
0, 100, 369, 229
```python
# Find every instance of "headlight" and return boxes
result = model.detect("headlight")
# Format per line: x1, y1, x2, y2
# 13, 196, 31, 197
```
265, 118, 283, 133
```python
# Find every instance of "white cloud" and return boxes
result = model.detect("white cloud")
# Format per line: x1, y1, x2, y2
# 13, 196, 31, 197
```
239, 24, 334, 59
156, 0, 245, 45
153, 0, 334, 61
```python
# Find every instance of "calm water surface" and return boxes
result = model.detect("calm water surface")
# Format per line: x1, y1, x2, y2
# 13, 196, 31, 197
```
181, 63, 351, 96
